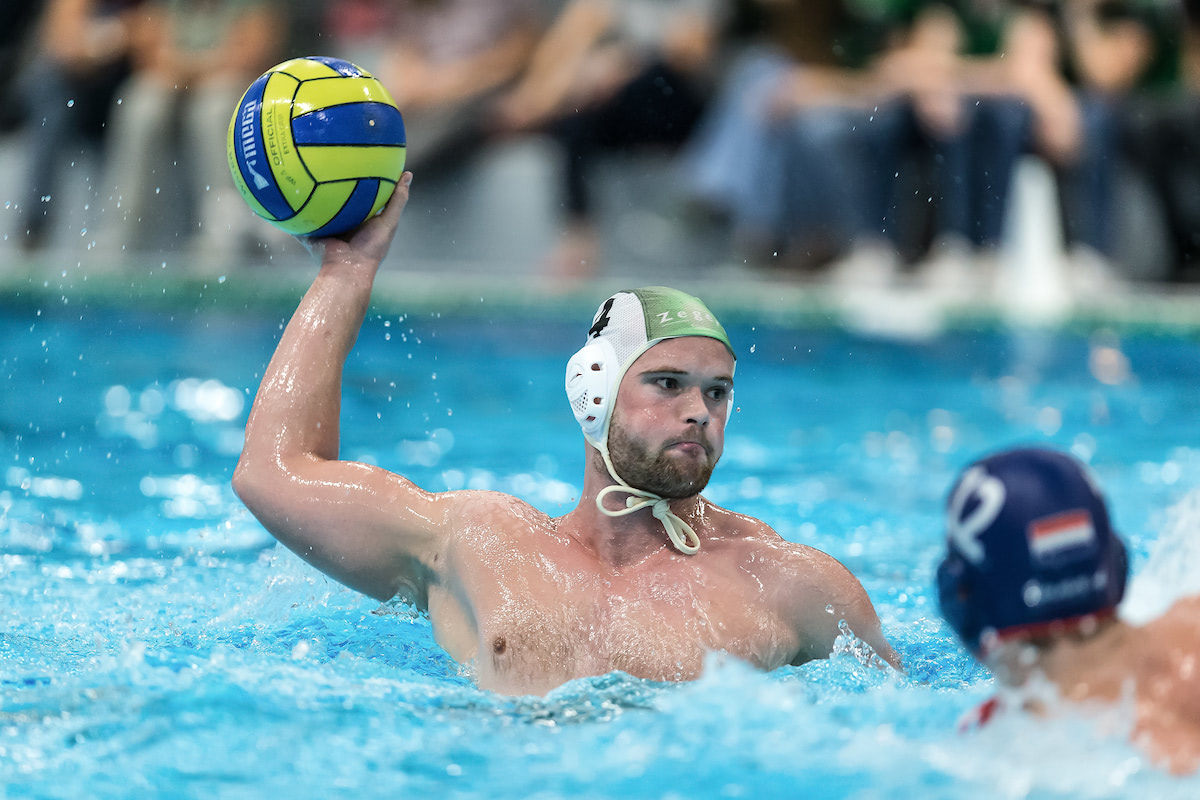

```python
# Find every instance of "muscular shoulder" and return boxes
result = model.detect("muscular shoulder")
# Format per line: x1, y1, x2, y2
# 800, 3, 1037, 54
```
441, 489, 558, 551
1164, 595, 1200, 622
701, 506, 862, 608
700, 501, 785, 544
1146, 595, 1200, 643
707, 509, 895, 665
704, 504, 851, 580
751, 533, 865, 603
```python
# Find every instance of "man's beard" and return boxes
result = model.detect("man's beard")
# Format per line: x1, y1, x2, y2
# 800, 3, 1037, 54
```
600, 416, 717, 498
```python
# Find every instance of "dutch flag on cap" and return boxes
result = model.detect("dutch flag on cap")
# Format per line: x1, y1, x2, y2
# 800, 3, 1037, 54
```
1027, 509, 1097, 564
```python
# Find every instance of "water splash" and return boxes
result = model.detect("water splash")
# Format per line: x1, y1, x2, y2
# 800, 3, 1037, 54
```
1124, 486, 1200, 624
831, 619, 893, 672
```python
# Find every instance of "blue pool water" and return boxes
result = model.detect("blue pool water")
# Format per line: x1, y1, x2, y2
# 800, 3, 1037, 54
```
3, 292, 1200, 798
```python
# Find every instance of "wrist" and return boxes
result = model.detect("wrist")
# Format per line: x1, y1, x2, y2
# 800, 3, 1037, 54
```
318, 253, 379, 289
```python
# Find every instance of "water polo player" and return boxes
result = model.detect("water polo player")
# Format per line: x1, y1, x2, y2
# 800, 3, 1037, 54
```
937, 446, 1200, 774
234, 180, 900, 695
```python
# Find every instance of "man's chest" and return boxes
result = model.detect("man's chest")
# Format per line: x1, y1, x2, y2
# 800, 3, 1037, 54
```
448, 559, 797, 694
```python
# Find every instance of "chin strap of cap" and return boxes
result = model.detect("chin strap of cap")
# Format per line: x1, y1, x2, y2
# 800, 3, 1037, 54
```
593, 442, 701, 555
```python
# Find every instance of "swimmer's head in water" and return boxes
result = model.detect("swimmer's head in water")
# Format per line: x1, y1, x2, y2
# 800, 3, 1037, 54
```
565, 286, 735, 450
565, 287, 735, 555
936, 447, 1128, 654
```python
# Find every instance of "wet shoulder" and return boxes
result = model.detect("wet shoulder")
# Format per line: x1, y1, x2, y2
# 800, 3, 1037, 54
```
699, 500, 780, 543
1139, 594, 1200, 746
442, 489, 561, 553
703, 502, 841, 564
707, 505, 868, 605
1152, 595, 1200, 638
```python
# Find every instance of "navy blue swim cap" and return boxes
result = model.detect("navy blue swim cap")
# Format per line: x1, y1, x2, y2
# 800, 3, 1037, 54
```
936, 447, 1128, 653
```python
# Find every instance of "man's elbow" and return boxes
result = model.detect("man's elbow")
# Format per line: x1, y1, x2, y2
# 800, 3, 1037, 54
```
232, 452, 276, 514
233, 450, 324, 527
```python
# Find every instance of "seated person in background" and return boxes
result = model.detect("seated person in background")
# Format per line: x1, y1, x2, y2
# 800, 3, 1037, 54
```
681, 0, 921, 275
492, 0, 729, 277
17, 0, 143, 253
1113, 0, 1198, 282
1023, 0, 1161, 289
96, 0, 282, 259
370, 0, 546, 174
682, 0, 1031, 288
232, 175, 901, 696
936, 446, 1200, 775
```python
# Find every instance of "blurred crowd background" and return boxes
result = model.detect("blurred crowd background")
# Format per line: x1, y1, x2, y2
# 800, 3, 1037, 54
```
2, 0, 1200, 295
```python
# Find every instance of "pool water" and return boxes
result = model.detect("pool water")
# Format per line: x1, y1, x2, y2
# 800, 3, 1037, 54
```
3, 296, 1200, 798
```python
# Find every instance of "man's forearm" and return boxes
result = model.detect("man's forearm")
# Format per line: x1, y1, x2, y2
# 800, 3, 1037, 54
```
238, 178, 409, 476
246, 262, 376, 464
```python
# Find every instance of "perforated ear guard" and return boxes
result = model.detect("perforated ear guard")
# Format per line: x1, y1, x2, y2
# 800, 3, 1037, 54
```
565, 337, 619, 441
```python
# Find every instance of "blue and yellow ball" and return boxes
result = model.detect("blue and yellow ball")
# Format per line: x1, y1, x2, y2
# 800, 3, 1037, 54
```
227, 56, 407, 238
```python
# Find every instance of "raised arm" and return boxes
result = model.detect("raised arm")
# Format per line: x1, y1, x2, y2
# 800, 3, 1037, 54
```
233, 174, 448, 603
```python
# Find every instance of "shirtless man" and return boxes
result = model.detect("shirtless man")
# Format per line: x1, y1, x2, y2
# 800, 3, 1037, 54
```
937, 446, 1200, 774
233, 173, 899, 695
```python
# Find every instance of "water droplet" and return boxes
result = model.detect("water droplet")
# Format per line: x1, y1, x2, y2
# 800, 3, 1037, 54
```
826, 604, 835, 614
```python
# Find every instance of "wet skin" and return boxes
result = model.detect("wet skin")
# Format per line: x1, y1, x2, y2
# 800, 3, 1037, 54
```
233, 179, 900, 695
988, 596, 1200, 775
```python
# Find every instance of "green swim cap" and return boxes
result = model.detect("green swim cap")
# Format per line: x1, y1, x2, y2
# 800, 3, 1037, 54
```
564, 287, 735, 555
565, 286, 735, 446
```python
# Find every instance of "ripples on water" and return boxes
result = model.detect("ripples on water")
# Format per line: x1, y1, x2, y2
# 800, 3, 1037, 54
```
3, 306, 1200, 797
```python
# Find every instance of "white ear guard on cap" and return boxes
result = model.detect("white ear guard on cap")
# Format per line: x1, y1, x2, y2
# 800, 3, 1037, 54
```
565, 337, 619, 443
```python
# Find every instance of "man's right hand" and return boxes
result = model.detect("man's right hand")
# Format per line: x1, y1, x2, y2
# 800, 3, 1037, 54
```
298, 171, 413, 274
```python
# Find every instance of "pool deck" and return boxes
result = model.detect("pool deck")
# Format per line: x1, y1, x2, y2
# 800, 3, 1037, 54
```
4, 241, 1200, 340
3, 131, 1200, 337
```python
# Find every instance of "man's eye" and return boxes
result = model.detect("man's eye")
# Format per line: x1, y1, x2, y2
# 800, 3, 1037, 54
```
655, 377, 678, 390
708, 387, 728, 401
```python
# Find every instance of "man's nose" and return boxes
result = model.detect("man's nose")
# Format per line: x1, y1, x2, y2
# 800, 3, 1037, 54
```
682, 387, 710, 426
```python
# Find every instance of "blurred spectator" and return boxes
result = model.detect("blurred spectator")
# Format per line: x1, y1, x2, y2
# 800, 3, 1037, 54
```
680, 0, 923, 277
323, 0, 400, 69
678, 0, 1036, 286
16, 0, 143, 253
1116, 0, 1197, 281
1023, 0, 1162, 289
96, 0, 283, 259
0, 2, 47, 134
370, 0, 547, 175
279, 0, 328, 57
898, 0, 1040, 290
680, 0, 1158, 294
912, 0, 1166, 292
493, 0, 731, 277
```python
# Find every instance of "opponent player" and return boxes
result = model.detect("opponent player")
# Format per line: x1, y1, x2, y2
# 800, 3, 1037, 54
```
937, 446, 1200, 773
233, 174, 900, 695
